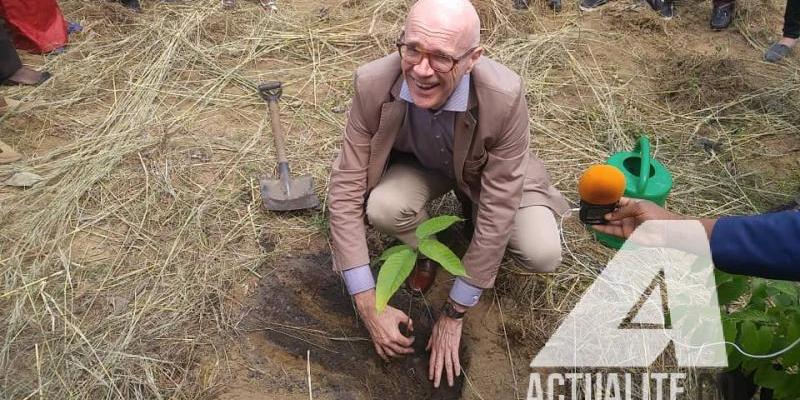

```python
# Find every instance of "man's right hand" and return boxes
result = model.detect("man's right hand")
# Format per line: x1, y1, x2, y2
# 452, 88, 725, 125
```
354, 289, 415, 361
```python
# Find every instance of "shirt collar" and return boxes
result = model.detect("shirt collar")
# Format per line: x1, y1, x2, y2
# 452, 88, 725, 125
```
399, 75, 470, 112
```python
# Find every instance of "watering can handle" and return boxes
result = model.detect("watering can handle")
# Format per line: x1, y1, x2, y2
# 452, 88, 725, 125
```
636, 136, 651, 193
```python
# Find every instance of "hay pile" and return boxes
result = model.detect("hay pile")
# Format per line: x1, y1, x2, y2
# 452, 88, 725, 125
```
0, 0, 798, 398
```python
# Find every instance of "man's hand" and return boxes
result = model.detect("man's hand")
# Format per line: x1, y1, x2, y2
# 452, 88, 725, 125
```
427, 303, 465, 388
354, 289, 414, 361
593, 197, 683, 238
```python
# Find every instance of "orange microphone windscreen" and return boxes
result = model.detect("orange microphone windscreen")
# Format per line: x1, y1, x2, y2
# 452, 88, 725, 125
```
578, 164, 627, 205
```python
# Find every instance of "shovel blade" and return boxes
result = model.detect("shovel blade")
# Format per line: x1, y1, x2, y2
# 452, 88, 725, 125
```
260, 175, 319, 211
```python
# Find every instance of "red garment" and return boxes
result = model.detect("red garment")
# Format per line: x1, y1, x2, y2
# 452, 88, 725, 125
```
0, 0, 68, 53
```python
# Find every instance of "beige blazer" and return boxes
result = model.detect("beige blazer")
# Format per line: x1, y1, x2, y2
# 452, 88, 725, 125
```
329, 53, 569, 288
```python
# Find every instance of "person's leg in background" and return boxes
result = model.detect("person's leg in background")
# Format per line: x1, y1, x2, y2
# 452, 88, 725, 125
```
0, 19, 53, 163
0, 28, 21, 163
366, 158, 455, 293
710, 0, 736, 30
0, 22, 23, 82
0, 19, 51, 85
506, 205, 563, 274
765, 0, 800, 62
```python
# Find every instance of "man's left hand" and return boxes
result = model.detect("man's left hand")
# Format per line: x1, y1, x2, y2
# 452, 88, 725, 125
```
426, 309, 464, 387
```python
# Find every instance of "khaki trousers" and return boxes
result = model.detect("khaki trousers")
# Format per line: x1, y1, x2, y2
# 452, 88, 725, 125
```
365, 159, 562, 273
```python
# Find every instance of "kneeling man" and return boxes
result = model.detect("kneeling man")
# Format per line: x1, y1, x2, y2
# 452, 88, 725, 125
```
328, 0, 569, 388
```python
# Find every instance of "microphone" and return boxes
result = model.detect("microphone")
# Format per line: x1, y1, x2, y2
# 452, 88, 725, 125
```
578, 164, 626, 225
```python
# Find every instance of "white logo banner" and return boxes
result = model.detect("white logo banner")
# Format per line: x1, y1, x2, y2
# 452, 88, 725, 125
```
531, 220, 727, 368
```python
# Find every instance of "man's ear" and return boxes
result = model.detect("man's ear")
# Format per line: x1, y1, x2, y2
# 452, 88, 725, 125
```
463, 47, 483, 74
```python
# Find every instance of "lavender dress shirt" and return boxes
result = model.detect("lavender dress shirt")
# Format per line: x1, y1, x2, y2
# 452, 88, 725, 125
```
343, 75, 483, 307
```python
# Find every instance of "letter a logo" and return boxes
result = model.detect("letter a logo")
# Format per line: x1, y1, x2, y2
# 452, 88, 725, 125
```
531, 220, 727, 368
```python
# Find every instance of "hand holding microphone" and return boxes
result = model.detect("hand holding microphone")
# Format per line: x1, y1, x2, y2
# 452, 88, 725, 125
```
577, 164, 627, 225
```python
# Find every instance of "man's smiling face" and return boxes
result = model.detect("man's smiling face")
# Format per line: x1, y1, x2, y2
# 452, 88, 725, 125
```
400, 0, 482, 110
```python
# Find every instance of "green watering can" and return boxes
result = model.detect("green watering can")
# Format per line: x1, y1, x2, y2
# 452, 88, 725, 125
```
594, 136, 674, 249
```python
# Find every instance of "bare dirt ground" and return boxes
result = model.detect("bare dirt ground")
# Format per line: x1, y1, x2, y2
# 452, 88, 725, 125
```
1, 0, 798, 399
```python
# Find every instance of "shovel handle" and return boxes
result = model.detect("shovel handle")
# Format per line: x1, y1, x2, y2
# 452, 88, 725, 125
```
267, 100, 289, 165
258, 82, 289, 166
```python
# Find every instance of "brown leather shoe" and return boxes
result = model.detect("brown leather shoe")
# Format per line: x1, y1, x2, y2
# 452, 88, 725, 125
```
407, 258, 438, 294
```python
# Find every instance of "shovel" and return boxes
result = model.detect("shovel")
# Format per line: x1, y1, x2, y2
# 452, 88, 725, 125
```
258, 81, 319, 211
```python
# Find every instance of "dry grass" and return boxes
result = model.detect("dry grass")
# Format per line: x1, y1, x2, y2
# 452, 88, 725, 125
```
0, 0, 798, 398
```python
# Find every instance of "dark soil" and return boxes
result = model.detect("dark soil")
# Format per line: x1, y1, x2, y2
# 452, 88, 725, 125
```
239, 249, 468, 400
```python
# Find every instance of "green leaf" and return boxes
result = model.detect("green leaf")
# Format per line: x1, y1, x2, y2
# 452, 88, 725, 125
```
726, 344, 743, 370
715, 270, 734, 285
418, 238, 467, 277
378, 244, 413, 262
774, 374, 800, 399
767, 305, 786, 320
770, 281, 800, 298
415, 215, 463, 241
782, 345, 800, 367
748, 278, 770, 310
740, 321, 774, 356
782, 314, 800, 366
717, 277, 749, 305
754, 365, 788, 389
375, 247, 417, 313
774, 293, 796, 308
741, 356, 769, 374
752, 278, 768, 289
722, 318, 738, 343
726, 309, 770, 323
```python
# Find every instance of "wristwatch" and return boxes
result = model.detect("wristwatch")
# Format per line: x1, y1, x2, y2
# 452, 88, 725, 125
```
441, 300, 466, 320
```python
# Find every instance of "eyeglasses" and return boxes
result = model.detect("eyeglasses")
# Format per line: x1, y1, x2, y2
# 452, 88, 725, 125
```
396, 41, 477, 73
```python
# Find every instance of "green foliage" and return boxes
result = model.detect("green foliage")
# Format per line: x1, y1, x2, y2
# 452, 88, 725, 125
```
378, 244, 413, 261
717, 271, 800, 398
375, 247, 416, 313
375, 214, 467, 312
415, 215, 463, 241
418, 238, 466, 277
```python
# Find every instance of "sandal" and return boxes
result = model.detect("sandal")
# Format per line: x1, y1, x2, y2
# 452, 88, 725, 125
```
2, 69, 51, 87
764, 43, 792, 63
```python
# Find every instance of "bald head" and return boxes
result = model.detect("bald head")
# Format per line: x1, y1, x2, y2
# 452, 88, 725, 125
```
399, 0, 483, 110
405, 0, 481, 53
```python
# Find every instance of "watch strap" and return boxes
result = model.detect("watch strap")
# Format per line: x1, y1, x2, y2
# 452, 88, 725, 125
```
441, 300, 466, 319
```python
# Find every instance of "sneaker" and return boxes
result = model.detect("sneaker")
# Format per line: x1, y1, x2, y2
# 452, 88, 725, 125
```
120, 0, 142, 12
512, 0, 529, 9
646, 0, 674, 19
580, 0, 609, 11
764, 43, 792, 63
710, 1, 735, 30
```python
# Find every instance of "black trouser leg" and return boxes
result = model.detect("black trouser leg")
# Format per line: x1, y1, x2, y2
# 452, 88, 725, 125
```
0, 22, 22, 81
783, 0, 800, 39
